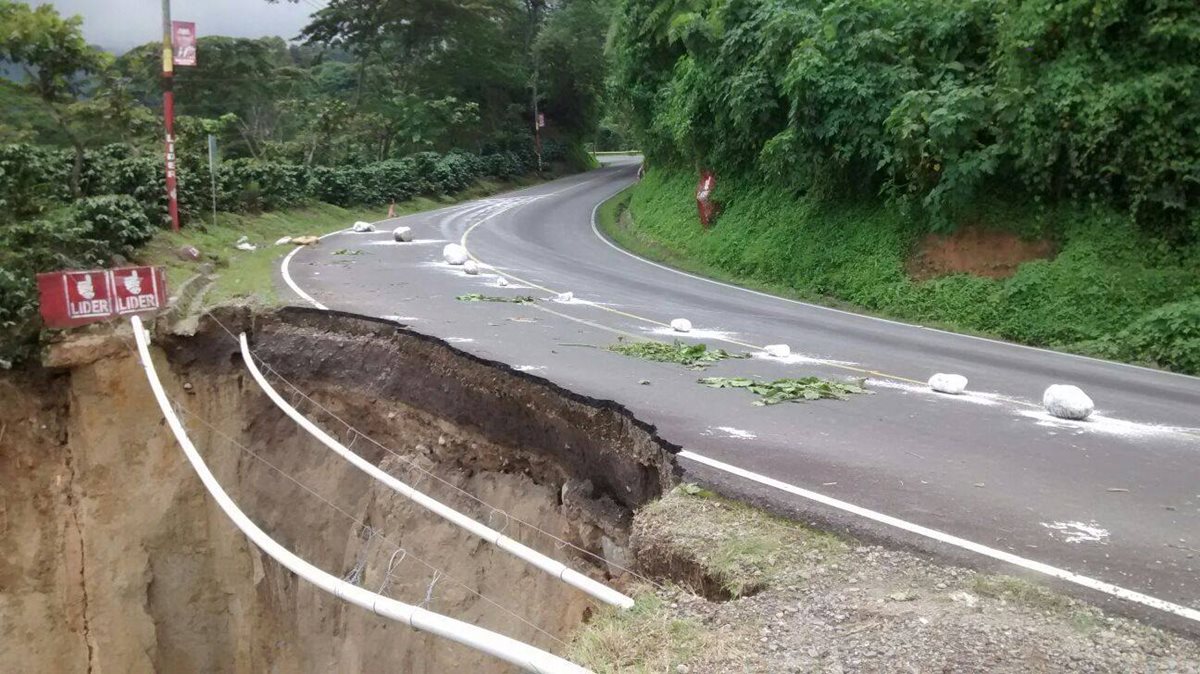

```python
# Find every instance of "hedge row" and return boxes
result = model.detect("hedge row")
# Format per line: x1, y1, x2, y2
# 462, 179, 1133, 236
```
0, 140, 568, 363
0, 142, 566, 227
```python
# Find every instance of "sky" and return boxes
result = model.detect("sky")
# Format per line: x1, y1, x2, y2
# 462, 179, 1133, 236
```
47, 0, 318, 53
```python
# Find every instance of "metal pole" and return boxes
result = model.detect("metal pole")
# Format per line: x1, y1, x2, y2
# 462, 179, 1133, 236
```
208, 134, 217, 228
162, 0, 180, 232
528, 1, 542, 174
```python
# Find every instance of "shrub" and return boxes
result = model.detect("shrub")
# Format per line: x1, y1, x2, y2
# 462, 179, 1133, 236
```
73, 195, 155, 256
610, 0, 1200, 239
624, 168, 1200, 374
1117, 301, 1200, 373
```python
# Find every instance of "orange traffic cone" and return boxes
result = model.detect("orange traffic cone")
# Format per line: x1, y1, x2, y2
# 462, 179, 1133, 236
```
387, 201, 396, 218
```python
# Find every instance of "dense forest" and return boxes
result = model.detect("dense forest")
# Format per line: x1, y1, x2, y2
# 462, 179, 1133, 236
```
605, 0, 1200, 373
610, 0, 1199, 238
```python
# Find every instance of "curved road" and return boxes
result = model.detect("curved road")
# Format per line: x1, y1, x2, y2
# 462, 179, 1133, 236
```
281, 157, 1200, 632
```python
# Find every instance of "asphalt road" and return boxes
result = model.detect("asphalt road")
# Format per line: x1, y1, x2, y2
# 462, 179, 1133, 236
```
281, 157, 1200, 631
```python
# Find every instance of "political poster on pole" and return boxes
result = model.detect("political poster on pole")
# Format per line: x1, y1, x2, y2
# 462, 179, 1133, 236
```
172, 21, 197, 67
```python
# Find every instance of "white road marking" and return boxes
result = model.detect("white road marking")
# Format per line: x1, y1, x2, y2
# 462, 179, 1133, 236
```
679, 449, 1200, 624
588, 185, 1200, 383
284, 174, 1200, 624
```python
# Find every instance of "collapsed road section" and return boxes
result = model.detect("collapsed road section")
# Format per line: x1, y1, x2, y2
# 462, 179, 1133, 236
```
1, 307, 678, 672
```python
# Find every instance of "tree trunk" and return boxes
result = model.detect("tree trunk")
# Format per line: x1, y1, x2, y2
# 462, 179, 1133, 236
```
45, 104, 84, 198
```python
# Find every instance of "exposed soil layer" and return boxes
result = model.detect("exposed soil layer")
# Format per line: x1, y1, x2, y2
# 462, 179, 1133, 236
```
1, 307, 679, 673
907, 225, 1056, 280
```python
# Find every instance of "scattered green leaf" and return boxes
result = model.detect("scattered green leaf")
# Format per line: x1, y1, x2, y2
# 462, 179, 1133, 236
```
698, 376, 869, 405
456, 293, 536, 304
609, 339, 747, 369
331, 248, 362, 256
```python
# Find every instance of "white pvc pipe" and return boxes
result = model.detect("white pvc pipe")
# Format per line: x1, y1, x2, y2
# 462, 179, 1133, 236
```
130, 317, 591, 674
237, 332, 635, 610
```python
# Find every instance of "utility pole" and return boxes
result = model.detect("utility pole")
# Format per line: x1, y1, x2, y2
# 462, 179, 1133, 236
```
161, 0, 180, 231
527, 0, 543, 173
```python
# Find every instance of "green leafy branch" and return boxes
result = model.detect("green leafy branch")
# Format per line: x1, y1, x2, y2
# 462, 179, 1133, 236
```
699, 376, 869, 405
609, 339, 747, 369
456, 293, 536, 304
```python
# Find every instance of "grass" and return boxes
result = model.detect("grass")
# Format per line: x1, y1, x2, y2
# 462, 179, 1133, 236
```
698, 376, 868, 405
598, 170, 1200, 375
568, 593, 716, 673
641, 485, 847, 597
970, 574, 1076, 613
138, 176, 551, 309
608, 338, 747, 369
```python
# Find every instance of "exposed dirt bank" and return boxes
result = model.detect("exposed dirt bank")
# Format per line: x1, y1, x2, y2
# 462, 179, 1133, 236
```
907, 225, 1056, 280
0, 308, 678, 672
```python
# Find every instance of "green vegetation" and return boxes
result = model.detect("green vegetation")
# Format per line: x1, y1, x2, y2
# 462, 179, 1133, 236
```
642, 485, 848, 596
605, 0, 1200, 374
0, 0, 613, 363
568, 592, 714, 673
970, 574, 1076, 613
699, 375, 868, 405
608, 171, 1200, 374
138, 202, 378, 307
455, 293, 537, 304
610, 0, 1200, 239
608, 338, 746, 369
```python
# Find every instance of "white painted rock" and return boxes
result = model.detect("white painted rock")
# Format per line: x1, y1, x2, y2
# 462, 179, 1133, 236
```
928, 373, 968, 395
392, 226, 413, 242
274, 236, 292, 246
463, 260, 479, 275
1043, 384, 1094, 420
442, 243, 469, 265
352, 221, 376, 233
496, 277, 509, 287
670, 318, 692, 333
556, 291, 574, 303
764, 344, 791, 358
235, 242, 257, 252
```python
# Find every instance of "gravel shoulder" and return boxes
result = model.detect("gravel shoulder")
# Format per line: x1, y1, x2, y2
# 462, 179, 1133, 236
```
570, 487, 1200, 673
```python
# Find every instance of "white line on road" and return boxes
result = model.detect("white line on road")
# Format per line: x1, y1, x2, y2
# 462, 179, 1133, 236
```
679, 449, 1200, 624
283, 172, 1200, 624
587, 186, 1200, 383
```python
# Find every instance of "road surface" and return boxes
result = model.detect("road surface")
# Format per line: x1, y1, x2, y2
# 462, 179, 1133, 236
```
280, 157, 1200, 632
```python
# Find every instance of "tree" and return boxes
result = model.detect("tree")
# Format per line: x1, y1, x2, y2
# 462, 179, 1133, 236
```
0, 1, 110, 196
535, 0, 610, 143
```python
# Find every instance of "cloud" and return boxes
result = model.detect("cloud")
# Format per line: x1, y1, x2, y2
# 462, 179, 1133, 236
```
48, 0, 316, 53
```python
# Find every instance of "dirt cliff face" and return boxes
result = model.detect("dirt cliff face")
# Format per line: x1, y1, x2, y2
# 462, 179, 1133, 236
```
0, 308, 678, 672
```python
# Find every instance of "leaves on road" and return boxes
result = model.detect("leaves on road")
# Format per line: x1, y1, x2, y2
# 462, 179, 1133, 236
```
699, 376, 869, 405
609, 339, 748, 369
456, 293, 536, 304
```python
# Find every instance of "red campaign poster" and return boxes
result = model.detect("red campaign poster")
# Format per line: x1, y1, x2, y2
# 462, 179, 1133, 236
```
695, 170, 718, 228
38, 267, 168, 329
172, 21, 197, 67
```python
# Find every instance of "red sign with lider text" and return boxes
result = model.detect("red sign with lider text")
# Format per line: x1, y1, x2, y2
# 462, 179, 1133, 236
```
38, 266, 168, 329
